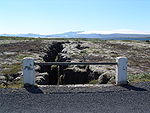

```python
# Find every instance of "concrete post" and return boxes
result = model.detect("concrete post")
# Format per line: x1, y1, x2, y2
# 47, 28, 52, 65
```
23, 57, 35, 85
116, 57, 128, 85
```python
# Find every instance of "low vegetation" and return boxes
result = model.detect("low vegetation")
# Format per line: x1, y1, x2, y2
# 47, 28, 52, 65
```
0, 80, 24, 88
0, 36, 150, 88
1, 63, 22, 75
129, 73, 150, 82
88, 80, 99, 84
0, 36, 99, 41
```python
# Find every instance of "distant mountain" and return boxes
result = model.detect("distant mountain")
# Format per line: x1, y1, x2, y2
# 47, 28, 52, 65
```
0, 33, 46, 38
46, 31, 102, 38
46, 31, 150, 40
1, 31, 150, 40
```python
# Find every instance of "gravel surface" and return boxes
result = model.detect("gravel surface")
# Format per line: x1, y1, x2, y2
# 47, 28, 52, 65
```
0, 82, 150, 113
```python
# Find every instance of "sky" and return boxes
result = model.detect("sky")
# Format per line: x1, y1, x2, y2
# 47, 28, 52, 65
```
0, 0, 150, 35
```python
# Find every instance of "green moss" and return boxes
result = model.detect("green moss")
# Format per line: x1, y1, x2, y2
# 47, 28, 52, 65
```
80, 50, 87, 54
1, 63, 22, 75
92, 50, 101, 54
129, 73, 150, 82
88, 80, 99, 84
111, 54, 119, 58
0, 36, 104, 42
0, 80, 24, 88
16, 54, 33, 60
7, 80, 24, 88
0, 85, 5, 88
2, 54, 17, 59
90, 39, 105, 43
0, 36, 35, 40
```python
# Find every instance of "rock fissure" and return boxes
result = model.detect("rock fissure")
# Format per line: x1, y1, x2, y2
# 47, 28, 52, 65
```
36, 41, 114, 85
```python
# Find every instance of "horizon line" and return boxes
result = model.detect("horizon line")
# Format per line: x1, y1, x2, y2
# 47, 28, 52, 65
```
1, 29, 150, 35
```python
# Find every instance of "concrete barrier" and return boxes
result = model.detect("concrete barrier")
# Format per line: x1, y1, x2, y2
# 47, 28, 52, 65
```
116, 57, 128, 85
23, 57, 35, 85
23, 57, 128, 85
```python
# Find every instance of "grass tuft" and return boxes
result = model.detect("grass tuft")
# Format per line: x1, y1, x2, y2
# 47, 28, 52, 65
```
88, 80, 99, 84
129, 73, 150, 82
2, 63, 22, 75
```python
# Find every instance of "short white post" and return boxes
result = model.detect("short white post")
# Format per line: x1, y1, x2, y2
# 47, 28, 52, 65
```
116, 57, 128, 85
23, 57, 35, 85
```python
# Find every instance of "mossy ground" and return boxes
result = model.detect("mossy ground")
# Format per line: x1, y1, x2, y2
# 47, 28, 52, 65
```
0, 36, 150, 87
0, 79, 24, 88
129, 73, 150, 82
1, 63, 22, 75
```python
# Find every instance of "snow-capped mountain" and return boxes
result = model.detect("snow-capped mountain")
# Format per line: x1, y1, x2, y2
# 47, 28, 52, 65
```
1, 30, 150, 40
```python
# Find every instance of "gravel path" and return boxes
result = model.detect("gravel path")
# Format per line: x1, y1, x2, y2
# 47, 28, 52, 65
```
0, 82, 150, 113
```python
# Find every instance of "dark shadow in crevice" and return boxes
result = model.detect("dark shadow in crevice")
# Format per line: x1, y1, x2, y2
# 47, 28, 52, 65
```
24, 85, 44, 94
120, 84, 147, 91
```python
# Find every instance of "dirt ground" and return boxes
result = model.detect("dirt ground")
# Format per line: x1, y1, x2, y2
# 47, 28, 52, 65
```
0, 39, 150, 75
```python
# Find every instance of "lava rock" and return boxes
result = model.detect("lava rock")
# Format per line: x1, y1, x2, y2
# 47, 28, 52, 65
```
60, 67, 88, 84
98, 72, 111, 84
36, 72, 50, 85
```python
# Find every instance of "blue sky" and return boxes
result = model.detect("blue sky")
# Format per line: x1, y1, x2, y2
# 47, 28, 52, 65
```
0, 0, 150, 34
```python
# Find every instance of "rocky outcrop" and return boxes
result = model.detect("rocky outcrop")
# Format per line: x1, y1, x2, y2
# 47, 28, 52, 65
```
0, 72, 22, 87
98, 72, 111, 84
1, 39, 149, 86
36, 72, 50, 85
35, 42, 64, 85
59, 66, 89, 85
35, 41, 114, 85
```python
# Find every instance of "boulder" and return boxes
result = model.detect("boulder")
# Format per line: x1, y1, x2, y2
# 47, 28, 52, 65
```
98, 72, 111, 84
76, 44, 89, 50
0, 75, 5, 80
60, 66, 88, 84
57, 53, 71, 62
88, 71, 101, 82
0, 80, 7, 87
36, 72, 50, 85
14, 76, 21, 81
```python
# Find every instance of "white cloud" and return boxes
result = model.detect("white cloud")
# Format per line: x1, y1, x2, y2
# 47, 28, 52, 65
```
79, 29, 150, 34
